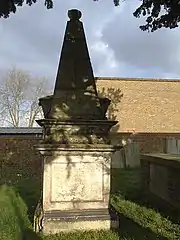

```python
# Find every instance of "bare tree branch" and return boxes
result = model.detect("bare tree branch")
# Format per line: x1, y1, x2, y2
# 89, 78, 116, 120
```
0, 67, 50, 127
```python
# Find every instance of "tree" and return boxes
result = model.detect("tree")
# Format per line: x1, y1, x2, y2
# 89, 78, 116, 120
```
0, 67, 50, 127
0, 0, 180, 32
0, 0, 53, 18
133, 0, 180, 32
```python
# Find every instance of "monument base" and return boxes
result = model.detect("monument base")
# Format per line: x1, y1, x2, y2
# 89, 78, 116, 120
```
35, 144, 119, 234
42, 209, 119, 234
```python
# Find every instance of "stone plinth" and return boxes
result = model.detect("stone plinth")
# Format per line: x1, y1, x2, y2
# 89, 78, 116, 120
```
37, 144, 119, 234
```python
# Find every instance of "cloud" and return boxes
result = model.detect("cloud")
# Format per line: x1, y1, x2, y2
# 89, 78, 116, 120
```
102, 1, 180, 78
0, 0, 180, 83
0, 0, 120, 82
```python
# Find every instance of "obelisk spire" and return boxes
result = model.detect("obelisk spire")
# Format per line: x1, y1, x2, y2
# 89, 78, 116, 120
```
39, 9, 112, 121
54, 9, 97, 95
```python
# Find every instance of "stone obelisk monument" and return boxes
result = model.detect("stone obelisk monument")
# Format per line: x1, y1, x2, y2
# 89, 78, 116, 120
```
36, 9, 119, 234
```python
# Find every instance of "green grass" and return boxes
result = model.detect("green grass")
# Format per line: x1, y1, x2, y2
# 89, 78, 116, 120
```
42, 231, 121, 240
111, 167, 141, 201
1, 167, 180, 239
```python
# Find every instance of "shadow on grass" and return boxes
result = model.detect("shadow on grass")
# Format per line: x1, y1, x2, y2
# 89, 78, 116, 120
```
140, 194, 180, 225
116, 215, 167, 240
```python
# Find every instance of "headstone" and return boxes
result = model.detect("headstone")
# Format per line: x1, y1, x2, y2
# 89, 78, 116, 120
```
124, 142, 140, 167
35, 9, 119, 234
166, 137, 180, 155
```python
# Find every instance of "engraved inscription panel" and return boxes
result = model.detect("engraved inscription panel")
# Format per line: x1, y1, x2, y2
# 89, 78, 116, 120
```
51, 162, 103, 202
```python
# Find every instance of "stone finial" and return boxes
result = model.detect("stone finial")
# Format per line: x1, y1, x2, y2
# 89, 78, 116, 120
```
68, 9, 82, 21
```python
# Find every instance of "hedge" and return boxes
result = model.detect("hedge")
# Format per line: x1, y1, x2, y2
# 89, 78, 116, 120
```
111, 195, 180, 240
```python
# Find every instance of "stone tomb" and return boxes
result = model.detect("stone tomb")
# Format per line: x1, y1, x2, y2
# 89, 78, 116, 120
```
35, 9, 119, 234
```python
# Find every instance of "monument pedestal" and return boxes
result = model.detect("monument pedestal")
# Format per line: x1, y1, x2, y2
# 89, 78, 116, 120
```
37, 144, 119, 234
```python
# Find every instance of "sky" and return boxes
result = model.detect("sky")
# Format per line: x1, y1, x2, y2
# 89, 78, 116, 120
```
1, 0, 180, 89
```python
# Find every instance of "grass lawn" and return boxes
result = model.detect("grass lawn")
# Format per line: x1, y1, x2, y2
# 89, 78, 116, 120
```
1, 167, 180, 239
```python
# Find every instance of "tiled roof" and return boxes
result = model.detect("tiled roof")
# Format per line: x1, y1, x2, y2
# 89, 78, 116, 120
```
0, 127, 42, 135
96, 77, 180, 82
96, 78, 180, 132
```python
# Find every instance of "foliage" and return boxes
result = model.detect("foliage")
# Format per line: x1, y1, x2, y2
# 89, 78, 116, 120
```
133, 0, 180, 32
14, 178, 42, 223
98, 87, 123, 132
98, 87, 123, 121
0, 138, 42, 183
0, 184, 32, 240
1, 0, 180, 32
0, 138, 43, 224
0, 67, 50, 127
0, 0, 53, 18
111, 195, 180, 239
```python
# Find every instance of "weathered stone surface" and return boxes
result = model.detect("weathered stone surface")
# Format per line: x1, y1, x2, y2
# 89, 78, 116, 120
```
39, 92, 109, 120
54, 9, 96, 92
40, 150, 112, 211
51, 162, 103, 202
150, 164, 169, 201
35, 146, 119, 233
39, 9, 111, 121
141, 154, 180, 210
35, 8, 119, 233
42, 209, 119, 234
36, 119, 116, 145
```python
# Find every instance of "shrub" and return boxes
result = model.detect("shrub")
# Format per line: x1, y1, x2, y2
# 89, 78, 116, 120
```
0, 184, 31, 240
111, 195, 180, 240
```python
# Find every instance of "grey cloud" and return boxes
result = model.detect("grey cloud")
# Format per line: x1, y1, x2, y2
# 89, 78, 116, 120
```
0, 0, 117, 82
102, 2, 180, 78
2, 0, 179, 80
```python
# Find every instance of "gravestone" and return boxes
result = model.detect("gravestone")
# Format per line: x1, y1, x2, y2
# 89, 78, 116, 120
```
35, 9, 119, 234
